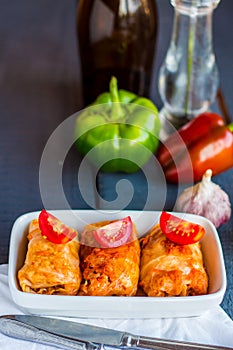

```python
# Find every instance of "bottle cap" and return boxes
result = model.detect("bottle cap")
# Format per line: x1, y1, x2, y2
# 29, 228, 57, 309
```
171, 0, 221, 14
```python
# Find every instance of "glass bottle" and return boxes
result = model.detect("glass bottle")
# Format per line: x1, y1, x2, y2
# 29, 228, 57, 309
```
158, 0, 221, 134
77, 0, 158, 106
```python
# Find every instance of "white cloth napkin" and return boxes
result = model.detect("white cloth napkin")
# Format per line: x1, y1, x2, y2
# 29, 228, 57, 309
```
0, 264, 233, 350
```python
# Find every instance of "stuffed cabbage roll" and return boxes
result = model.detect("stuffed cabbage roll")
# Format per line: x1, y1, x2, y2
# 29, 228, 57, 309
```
78, 218, 140, 296
18, 219, 81, 295
139, 224, 208, 297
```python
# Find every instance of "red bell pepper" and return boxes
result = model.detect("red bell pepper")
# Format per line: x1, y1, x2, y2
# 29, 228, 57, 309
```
157, 112, 233, 183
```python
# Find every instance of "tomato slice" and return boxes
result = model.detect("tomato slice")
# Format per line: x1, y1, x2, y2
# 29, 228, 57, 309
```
38, 209, 77, 244
159, 211, 205, 245
92, 216, 133, 248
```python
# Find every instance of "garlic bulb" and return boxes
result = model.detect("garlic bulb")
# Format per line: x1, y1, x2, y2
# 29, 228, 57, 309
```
174, 169, 231, 228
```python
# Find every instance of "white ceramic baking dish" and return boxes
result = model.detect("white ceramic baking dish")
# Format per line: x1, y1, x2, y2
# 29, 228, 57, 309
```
8, 210, 226, 318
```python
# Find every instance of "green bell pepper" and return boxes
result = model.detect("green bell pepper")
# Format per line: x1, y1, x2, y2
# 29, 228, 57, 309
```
74, 76, 161, 173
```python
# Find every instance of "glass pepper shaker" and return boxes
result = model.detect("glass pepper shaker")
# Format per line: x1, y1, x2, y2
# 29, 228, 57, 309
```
158, 0, 221, 136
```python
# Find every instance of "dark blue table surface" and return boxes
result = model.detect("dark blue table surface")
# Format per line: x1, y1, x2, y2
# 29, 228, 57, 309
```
0, 0, 232, 319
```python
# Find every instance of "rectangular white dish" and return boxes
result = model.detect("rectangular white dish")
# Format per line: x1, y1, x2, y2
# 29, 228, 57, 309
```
8, 210, 226, 318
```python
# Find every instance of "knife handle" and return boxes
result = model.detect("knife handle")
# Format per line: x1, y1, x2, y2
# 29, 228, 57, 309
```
0, 316, 100, 350
133, 335, 233, 350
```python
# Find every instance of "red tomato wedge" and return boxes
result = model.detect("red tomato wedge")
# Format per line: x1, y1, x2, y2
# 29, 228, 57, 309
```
92, 216, 133, 248
159, 211, 205, 245
38, 209, 77, 244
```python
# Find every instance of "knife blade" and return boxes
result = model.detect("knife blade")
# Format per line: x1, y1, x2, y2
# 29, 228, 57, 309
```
0, 315, 232, 350
0, 315, 101, 350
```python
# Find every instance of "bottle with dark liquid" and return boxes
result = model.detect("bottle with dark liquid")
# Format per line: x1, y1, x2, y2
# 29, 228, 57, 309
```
77, 0, 158, 106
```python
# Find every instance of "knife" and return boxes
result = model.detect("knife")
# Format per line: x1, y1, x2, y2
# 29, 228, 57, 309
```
0, 315, 232, 350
